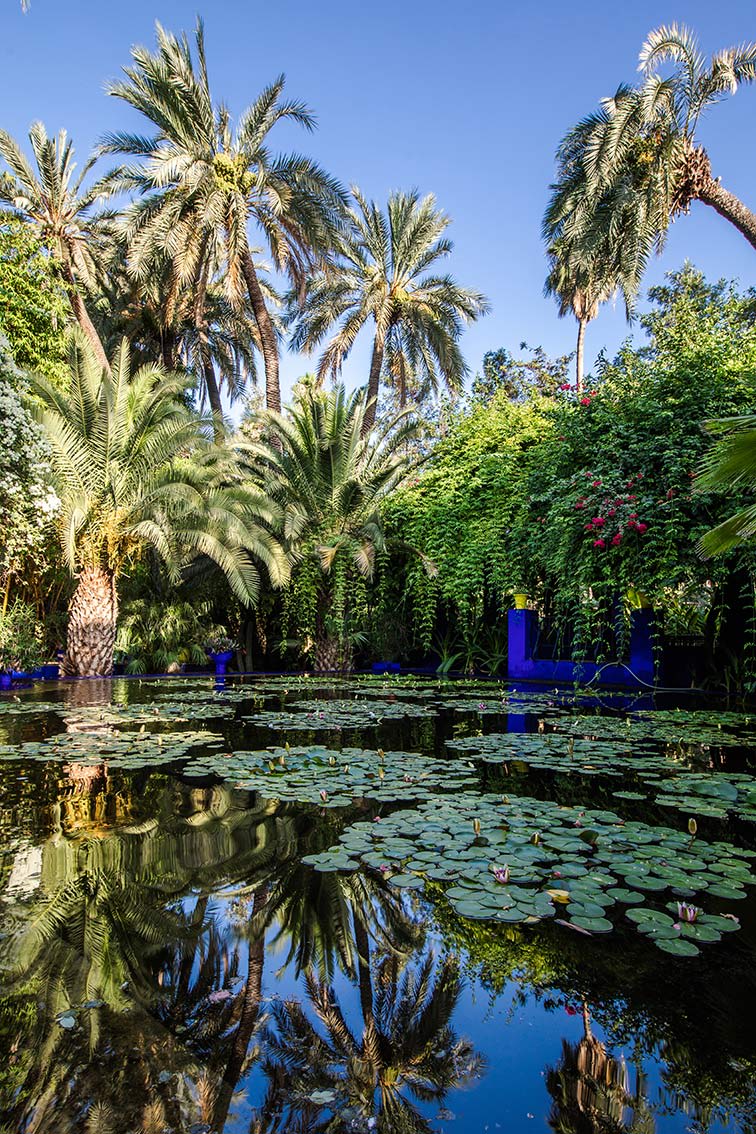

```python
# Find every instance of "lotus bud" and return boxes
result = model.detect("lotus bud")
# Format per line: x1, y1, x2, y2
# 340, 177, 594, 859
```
568, 738, 574, 756
279, 753, 286, 766
319, 789, 328, 803
473, 817, 481, 836
530, 832, 540, 845
688, 817, 698, 836
329, 756, 336, 766
378, 767, 385, 780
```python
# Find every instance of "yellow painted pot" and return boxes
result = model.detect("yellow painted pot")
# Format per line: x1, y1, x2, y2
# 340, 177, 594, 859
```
513, 593, 528, 610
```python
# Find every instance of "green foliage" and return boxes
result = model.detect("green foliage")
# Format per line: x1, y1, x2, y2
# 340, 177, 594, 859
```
241, 382, 421, 668
0, 219, 67, 384
28, 333, 287, 601
0, 338, 59, 597
385, 268, 756, 664
115, 598, 213, 674
0, 600, 44, 672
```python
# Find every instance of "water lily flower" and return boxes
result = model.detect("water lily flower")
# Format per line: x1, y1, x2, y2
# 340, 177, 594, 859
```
492, 864, 510, 884
677, 902, 700, 923
319, 789, 328, 802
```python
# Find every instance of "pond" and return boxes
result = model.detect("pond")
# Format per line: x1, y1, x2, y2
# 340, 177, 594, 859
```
2, 674, 756, 1134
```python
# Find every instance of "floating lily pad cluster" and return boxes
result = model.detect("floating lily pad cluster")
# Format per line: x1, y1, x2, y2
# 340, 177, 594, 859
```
244, 698, 438, 730
303, 792, 755, 954
554, 711, 753, 747
0, 728, 222, 767
655, 773, 756, 822
182, 744, 478, 805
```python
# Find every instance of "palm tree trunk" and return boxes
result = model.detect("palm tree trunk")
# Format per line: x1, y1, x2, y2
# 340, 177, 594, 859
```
212, 885, 268, 1132
63, 565, 118, 677
240, 247, 280, 412
575, 317, 586, 395
202, 354, 224, 441
362, 332, 385, 434
697, 176, 756, 252
353, 913, 381, 1070
60, 262, 110, 373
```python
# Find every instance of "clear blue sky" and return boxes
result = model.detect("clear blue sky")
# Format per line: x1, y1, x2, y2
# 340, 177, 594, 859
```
3, 0, 756, 397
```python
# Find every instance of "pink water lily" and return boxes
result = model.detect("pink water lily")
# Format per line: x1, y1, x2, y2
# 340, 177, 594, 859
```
492, 865, 510, 884
677, 902, 700, 923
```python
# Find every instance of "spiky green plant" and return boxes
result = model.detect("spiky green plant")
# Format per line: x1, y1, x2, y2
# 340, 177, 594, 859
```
240, 381, 422, 670
101, 18, 347, 413
288, 187, 489, 429
697, 415, 756, 556
27, 333, 287, 675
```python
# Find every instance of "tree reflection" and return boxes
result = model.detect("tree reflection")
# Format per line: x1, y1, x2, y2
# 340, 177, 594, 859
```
545, 1001, 654, 1134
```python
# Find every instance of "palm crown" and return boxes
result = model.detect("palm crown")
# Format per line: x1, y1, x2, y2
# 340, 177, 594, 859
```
28, 334, 287, 674
102, 18, 347, 412
0, 122, 111, 367
288, 188, 490, 428
544, 24, 756, 335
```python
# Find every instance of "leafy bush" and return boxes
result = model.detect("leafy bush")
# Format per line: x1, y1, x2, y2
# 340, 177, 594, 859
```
0, 601, 44, 673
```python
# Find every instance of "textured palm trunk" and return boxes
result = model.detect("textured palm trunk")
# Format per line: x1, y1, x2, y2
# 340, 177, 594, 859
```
241, 247, 280, 412
63, 565, 118, 677
697, 177, 756, 252
575, 317, 586, 394
212, 885, 268, 1132
60, 262, 110, 373
194, 257, 224, 441
363, 332, 385, 434
313, 634, 351, 673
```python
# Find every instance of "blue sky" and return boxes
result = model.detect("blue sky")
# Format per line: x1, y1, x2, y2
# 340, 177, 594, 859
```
3, 0, 756, 397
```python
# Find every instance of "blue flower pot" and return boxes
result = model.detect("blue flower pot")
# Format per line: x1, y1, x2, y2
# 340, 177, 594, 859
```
208, 649, 234, 676
0, 673, 11, 690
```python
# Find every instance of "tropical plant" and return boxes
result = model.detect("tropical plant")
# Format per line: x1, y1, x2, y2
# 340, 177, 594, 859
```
253, 949, 483, 1134
0, 217, 68, 383
102, 18, 347, 412
544, 240, 619, 392
240, 381, 422, 672
544, 25, 756, 332
0, 123, 111, 369
0, 600, 44, 673
696, 415, 756, 556
27, 333, 287, 676
289, 187, 489, 430
114, 597, 212, 674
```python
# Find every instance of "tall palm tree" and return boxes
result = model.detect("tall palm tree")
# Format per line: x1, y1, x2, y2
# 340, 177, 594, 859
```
545, 25, 756, 319
0, 122, 111, 369
27, 334, 288, 676
289, 188, 489, 430
102, 18, 347, 412
240, 382, 422, 671
544, 243, 618, 392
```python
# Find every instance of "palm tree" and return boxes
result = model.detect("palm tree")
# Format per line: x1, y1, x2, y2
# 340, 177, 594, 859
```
27, 334, 288, 676
102, 18, 347, 412
0, 122, 111, 369
544, 242, 618, 392
253, 950, 483, 1134
98, 237, 277, 431
545, 25, 756, 320
289, 188, 489, 430
240, 382, 422, 671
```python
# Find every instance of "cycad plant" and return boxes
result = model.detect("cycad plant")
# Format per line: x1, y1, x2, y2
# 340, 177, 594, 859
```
696, 415, 756, 556
103, 18, 347, 412
28, 334, 287, 676
241, 382, 421, 671
0, 122, 111, 369
288, 188, 489, 429
545, 25, 756, 327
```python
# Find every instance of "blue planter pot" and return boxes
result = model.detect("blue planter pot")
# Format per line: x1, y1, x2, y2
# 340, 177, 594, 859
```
208, 649, 234, 676
0, 673, 11, 690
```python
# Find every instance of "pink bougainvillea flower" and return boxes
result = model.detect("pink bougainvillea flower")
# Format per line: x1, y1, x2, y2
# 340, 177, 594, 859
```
636, 522, 648, 533
558, 382, 571, 391
593, 538, 606, 549
592, 517, 605, 527
592, 479, 602, 486
575, 500, 586, 509
611, 533, 623, 546
580, 397, 591, 406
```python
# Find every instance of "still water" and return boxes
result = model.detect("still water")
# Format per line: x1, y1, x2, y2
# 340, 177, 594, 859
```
1, 675, 755, 1134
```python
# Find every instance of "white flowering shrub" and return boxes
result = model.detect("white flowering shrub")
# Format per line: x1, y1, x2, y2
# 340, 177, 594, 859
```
0, 337, 60, 590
